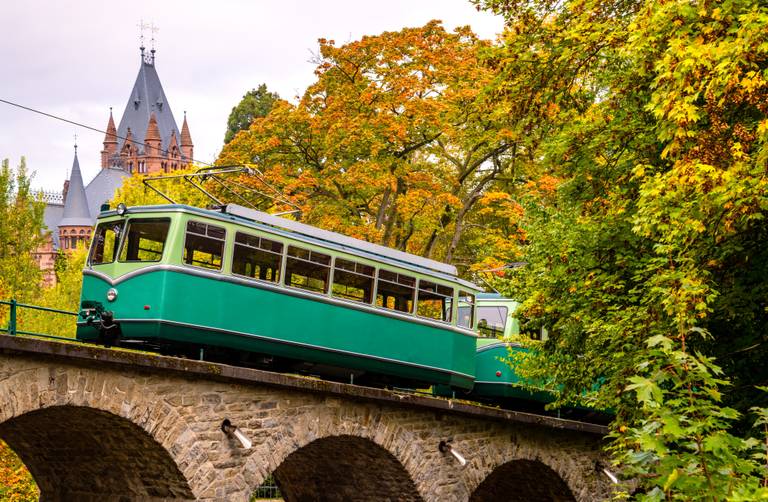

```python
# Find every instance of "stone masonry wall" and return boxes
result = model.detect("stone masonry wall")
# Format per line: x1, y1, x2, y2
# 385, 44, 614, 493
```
0, 339, 612, 501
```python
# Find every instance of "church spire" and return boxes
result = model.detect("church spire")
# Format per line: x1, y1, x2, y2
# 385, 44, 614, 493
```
144, 112, 162, 173
101, 107, 118, 168
145, 112, 161, 143
181, 111, 193, 161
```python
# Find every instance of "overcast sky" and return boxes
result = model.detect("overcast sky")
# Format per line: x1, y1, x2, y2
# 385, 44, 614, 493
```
0, 0, 503, 192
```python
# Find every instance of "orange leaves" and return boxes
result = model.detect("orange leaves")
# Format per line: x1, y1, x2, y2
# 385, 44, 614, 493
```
478, 191, 524, 224
0, 440, 37, 500
218, 21, 519, 269
524, 175, 562, 198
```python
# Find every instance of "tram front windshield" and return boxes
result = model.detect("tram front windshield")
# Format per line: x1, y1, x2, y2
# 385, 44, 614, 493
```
118, 218, 171, 262
89, 218, 171, 265
89, 221, 124, 265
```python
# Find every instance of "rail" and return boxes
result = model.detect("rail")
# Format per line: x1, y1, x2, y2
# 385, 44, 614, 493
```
0, 299, 79, 342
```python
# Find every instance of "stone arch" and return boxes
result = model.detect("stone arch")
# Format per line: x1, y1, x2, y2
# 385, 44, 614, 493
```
469, 459, 576, 502
0, 406, 194, 501
0, 363, 220, 500
452, 423, 609, 502
271, 435, 422, 502
240, 400, 428, 500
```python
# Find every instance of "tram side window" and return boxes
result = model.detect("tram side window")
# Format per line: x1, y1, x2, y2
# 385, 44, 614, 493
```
118, 219, 170, 262
232, 232, 283, 282
332, 258, 374, 303
457, 291, 476, 329
285, 246, 331, 293
89, 221, 124, 265
183, 220, 225, 270
416, 280, 454, 322
376, 270, 415, 313
477, 306, 508, 337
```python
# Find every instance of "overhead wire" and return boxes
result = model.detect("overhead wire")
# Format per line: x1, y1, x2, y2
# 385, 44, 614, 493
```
0, 97, 214, 166
0, 97, 300, 209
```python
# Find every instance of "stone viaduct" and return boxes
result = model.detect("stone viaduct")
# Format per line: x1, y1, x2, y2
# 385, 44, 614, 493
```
0, 335, 613, 501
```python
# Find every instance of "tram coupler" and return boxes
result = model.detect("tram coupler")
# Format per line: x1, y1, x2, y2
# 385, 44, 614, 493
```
80, 301, 121, 348
97, 310, 121, 348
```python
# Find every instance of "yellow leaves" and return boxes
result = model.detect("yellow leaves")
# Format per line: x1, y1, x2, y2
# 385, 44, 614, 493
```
757, 119, 768, 138
478, 191, 524, 224
730, 142, 746, 161
739, 71, 765, 93
480, 191, 512, 204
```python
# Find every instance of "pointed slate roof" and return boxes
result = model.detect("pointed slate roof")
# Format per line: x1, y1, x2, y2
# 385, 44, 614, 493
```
85, 168, 128, 219
58, 149, 92, 227
116, 49, 181, 155
42, 203, 64, 247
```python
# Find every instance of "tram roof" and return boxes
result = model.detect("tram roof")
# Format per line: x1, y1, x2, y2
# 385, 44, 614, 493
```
100, 204, 482, 291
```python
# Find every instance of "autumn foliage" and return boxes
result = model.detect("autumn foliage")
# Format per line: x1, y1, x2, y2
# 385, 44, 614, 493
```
219, 21, 527, 272
0, 440, 36, 501
1, 0, 767, 498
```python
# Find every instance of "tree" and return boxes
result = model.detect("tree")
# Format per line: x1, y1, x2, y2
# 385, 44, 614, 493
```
219, 22, 525, 272
0, 439, 37, 501
0, 158, 45, 303
0, 158, 44, 500
110, 166, 213, 208
474, 0, 768, 497
20, 246, 88, 339
224, 84, 280, 144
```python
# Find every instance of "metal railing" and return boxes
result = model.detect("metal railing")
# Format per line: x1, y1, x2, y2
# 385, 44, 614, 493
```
251, 475, 282, 500
0, 299, 79, 342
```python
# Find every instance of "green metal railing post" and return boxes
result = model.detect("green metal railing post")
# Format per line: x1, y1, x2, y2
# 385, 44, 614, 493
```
9, 299, 16, 336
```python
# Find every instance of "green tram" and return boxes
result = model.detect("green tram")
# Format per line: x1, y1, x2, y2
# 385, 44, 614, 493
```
456, 295, 608, 422
466, 294, 554, 403
434, 294, 555, 404
78, 203, 482, 390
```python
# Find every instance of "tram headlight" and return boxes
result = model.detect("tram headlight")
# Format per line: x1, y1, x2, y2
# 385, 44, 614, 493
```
106, 288, 118, 302
116, 203, 127, 216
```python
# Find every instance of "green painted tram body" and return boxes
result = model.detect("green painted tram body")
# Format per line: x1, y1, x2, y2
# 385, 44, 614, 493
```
77, 205, 478, 390
433, 294, 556, 403
470, 294, 551, 401
471, 339, 554, 402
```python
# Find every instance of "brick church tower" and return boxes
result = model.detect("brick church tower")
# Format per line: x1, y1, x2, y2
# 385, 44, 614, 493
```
36, 43, 194, 285
101, 45, 193, 174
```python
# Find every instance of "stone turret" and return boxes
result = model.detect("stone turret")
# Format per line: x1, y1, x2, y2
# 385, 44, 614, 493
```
143, 112, 162, 173
181, 112, 193, 163
101, 108, 118, 168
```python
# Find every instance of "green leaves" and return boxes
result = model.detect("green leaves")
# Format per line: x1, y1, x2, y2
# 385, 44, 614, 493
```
0, 158, 45, 303
224, 84, 280, 144
475, 0, 768, 498
627, 376, 664, 408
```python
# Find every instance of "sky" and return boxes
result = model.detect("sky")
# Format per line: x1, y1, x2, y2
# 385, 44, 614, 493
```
0, 0, 504, 192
